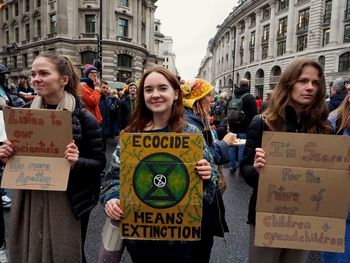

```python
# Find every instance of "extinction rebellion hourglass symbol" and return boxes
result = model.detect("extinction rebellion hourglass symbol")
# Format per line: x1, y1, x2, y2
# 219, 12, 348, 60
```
133, 153, 189, 209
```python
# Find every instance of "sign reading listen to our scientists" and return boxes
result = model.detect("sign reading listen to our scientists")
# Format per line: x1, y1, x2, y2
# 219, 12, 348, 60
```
255, 131, 350, 252
1, 108, 72, 191
120, 133, 203, 241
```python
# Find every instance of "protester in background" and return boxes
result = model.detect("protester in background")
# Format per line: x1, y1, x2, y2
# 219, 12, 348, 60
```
100, 67, 218, 263
226, 78, 257, 175
260, 89, 273, 113
324, 94, 350, 262
109, 88, 120, 141
0, 52, 106, 262
211, 92, 227, 126
118, 82, 137, 131
240, 58, 332, 263
17, 74, 36, 102
99, 81, 112, 147
255, 95, 262, 113
80, 64, 102, 124
327, 77, 348, 112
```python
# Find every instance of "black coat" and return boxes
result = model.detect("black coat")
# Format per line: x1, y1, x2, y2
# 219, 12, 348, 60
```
239, 106, 312, 225
227, 86, 257, 133
67, 99, 106, 218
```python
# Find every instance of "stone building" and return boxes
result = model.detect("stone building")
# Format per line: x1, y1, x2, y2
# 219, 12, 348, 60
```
162, 36, 178, 75
0, 0, 164, 83
198, 0, 350, 98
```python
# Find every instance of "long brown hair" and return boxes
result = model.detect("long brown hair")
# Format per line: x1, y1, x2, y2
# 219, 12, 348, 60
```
124, 67, 184, 133
264, 58, 332, 134
334, 94, 350, 133
34, 52, 80, 97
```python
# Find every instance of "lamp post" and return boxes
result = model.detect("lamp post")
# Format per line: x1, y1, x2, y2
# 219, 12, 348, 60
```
98, 0, 103, 79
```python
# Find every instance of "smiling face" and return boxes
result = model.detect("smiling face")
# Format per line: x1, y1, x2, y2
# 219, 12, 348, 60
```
200, 93, 214, 114
31, 57, 67, 104
289, 65, 320, 111
143, 72, 178, 118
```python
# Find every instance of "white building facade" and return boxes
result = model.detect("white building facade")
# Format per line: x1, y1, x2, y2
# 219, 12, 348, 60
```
0, 0, 164, 82
162, 36, 178, 75
198, 0, 350, 98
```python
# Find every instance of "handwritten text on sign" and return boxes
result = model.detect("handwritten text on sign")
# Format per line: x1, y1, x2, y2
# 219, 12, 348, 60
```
256, 132, 350, 252
1, 108, 72, 191
120, 133, 203, 241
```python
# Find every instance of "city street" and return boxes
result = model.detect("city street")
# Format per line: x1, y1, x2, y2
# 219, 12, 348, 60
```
4, 140, 322, 262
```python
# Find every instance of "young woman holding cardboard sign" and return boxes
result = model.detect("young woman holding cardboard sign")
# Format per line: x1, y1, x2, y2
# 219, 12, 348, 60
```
100, 67, 227, 263
0, 52, 106, 263
240, 58, 333, 263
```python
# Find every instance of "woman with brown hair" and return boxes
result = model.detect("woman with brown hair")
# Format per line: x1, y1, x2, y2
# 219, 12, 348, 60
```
240, 58, 332, 263
100, 67, 218, 262
0, 52, 106, 262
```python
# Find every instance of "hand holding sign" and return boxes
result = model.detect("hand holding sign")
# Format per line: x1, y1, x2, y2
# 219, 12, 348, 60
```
105, 198, 123, 221
64, 141, 79, 168
196, 159, 212, 180
254, 147, 266, 172
0, 139, 15, 164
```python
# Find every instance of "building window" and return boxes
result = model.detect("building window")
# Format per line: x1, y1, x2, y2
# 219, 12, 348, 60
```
5, 31, 9, 44
339, 52, 350, 72
37, 20, 41, 37
240, 53, 244, 66
278, 17, 287, 38
85, 15, 96, 33
250, 31, 255, 48
117, 71, 132, 82
12, 56, 17, 69
323, 28, 330, 46
347, 0, 350, 20
2, 58, 7, 68
118, 0, 129, 7
297, 8, 309, 32
25, 23, 30, 41
278, 0, 288, 12
262, 46, 268, 59
25, 0, 30, 12
5, 7, 8, 20
33, 51, 40, 59
50, 14, 57, 34
262, 24, 270, 43
319, 56, 325, 69
250, 50, 254, 63
277, 41, 286, 56
36, 0, 41, 8
324, 0, 332, 24
262, 5, 270, 19
118, 18, 128, 37
250, 13, 256, 27
15, 27, 19, 43
81, 51, 98, 66
23, 54, 28, 68
344, 25, 350, 43
297, 35, 308, 51
14, 2, 19, 17
117, 54, 132, 67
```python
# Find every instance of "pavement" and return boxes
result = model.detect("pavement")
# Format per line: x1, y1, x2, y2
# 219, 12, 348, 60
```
3, 139, 322, 262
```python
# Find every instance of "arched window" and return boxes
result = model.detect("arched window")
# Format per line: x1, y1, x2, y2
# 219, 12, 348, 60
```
244, 71, 251, 81
339, 52, 350, 72
270, 66, 281, 83
117, 54, 132, 68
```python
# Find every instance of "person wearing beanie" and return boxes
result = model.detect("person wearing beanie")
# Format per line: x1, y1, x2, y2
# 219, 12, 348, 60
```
181, 78, 236, 262
80, 64, 102, 124
327, 77, 348, 112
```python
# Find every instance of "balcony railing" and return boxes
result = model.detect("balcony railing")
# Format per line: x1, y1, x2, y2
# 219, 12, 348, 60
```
323, 14, 331, 25
270, 76, 280, 83
296, 23, 308, 34
255, 78, 264, 85
261, 37, 269, 45
116, 36, 132, 42
80, 33, 96, 38
277, 31, 286, 40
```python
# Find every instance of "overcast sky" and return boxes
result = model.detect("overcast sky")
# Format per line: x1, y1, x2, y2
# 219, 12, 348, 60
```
155, 0, 239, 80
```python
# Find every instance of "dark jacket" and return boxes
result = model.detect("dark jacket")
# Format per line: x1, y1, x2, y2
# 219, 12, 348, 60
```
184, 108, 230, 165
118, 95, 136, 131
328, 92, 347, 112
227, 86, 257, 133
239, 106, 312, 225
68, 98, 106, 217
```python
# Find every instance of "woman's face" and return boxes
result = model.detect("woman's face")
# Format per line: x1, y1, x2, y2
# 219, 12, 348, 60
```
200, 93, 214, 113
31, 57, 67, 103
143, 72, 178, 117
289, 65, 320, 110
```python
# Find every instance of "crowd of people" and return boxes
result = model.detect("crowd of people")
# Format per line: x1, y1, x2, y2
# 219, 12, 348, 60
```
0, 53, 348, 263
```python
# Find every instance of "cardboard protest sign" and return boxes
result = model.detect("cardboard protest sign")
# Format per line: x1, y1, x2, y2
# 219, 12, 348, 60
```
1, 107, 72, 191
255, 131, 350, 252
120, 133, 203, 241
